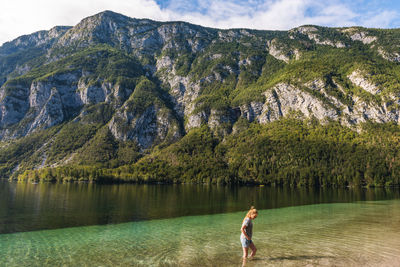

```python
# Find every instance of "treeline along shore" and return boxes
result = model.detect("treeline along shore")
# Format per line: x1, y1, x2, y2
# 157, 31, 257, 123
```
12, 119, 400, 188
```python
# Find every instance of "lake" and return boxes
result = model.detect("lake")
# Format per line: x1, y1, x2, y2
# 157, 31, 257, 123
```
1, 180, 400, 266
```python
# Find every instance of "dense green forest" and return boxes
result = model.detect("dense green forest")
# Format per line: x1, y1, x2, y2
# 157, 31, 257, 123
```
15, 118, 400, 187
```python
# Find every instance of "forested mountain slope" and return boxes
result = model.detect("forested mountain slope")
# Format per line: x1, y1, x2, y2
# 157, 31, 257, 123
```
1, 11, 400, 186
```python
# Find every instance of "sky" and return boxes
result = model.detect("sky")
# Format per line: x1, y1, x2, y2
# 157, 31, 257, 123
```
1, 0, 400, 45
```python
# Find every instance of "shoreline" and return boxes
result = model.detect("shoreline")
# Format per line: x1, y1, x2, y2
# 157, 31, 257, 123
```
3, 177, 400, 189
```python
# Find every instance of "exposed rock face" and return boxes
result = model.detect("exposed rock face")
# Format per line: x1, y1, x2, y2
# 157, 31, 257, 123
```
28, 87, 64, 133
378, 48, 400, 62
260, 83, 339, 123
350, 96, 399, 124
78, 81, 107, 105
348, 70, 381, 95
292, 26, 346, 48
240, 102, 263, 122
0, 83, 30, 128
186, 110, 208, 129
349, 32, 377, 44
295, 26, 318, 34
306, 79, 344, 107
267, 39, 291, 62
108, 104, 181, 149
0, 70, 133, 138
340, 28, 378, 45
78, 80, 130, 106
253, 82, 400, 126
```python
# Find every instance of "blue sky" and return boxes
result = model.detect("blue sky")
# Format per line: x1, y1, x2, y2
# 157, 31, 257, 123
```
1, 0, 400, 45
153, 0, 400, 28
155, 0, 400, 15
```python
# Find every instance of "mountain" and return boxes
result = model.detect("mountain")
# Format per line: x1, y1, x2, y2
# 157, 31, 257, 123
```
1, 10, 400, 186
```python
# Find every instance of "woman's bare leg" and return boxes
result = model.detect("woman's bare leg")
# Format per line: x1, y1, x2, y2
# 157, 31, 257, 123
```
249, 242, 257, 258
242, 246, 249, 258
242, 247, 248, 267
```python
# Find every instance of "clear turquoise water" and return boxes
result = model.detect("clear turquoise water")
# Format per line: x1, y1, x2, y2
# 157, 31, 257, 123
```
1, 200, 400, 266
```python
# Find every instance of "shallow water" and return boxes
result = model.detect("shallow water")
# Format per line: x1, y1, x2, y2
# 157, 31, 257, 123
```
1, 200, 400, 266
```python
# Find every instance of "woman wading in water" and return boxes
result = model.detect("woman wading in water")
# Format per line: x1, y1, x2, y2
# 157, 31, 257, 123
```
240, 206, 258, 262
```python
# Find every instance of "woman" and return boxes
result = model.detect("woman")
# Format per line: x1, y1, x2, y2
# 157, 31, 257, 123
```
240, 206, 258, 260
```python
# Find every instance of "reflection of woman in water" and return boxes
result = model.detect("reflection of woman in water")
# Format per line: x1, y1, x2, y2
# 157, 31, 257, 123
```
240, 206, 258, 260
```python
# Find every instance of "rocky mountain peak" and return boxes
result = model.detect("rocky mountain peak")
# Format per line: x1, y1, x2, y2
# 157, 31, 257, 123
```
55, 11, 160, 50
0, 26, 71, 57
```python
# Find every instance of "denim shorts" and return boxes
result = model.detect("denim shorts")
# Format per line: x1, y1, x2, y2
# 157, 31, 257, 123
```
240, 237, 252, 248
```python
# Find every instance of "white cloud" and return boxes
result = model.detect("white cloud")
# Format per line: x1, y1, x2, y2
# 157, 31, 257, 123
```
361, 10, 398, 28
0, 0, 398, 46
163, 0, 359, 30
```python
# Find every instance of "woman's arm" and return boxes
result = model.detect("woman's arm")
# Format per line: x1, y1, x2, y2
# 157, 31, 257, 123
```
241, 224, 250, 240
